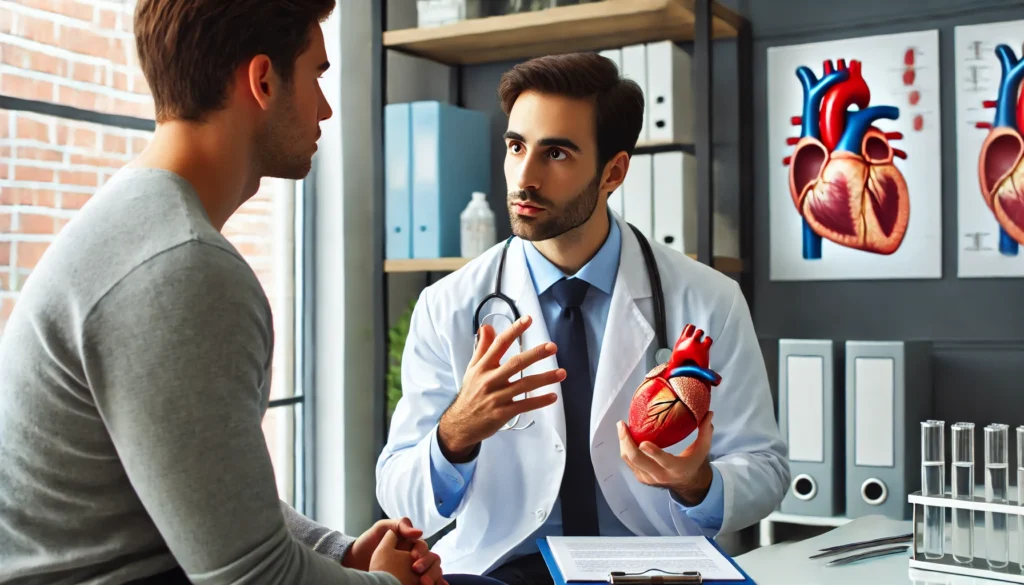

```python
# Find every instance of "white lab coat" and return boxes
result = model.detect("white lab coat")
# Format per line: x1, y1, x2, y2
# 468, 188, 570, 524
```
375, 213, 789, 576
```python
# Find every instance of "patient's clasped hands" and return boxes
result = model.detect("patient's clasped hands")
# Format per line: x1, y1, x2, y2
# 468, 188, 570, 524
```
344, 517, 447, 585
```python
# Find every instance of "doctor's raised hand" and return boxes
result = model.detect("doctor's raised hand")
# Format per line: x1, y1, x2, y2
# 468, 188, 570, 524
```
436, 314, 565, 462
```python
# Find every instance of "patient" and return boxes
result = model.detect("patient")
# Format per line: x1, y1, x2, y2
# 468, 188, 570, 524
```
0, 1, 500, 584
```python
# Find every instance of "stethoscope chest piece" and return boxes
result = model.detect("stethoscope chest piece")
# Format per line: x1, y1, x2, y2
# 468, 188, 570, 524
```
655, 347, 672, 365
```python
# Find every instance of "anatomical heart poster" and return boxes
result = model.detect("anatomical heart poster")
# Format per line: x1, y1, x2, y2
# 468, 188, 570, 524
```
767, 30, 943, 281
955, 19, 1024, 278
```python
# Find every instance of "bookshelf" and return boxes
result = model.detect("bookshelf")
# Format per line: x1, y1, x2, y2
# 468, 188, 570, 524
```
383, 0, 744, 65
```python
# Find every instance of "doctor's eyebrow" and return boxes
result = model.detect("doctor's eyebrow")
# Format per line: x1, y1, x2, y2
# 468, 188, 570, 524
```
503, 131, 581, 153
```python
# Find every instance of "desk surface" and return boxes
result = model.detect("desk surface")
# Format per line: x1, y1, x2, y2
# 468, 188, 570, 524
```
736, 514, 1011, 585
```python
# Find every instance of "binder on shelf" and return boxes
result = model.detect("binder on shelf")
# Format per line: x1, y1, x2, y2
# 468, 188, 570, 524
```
410, 101, 491, 259
645, 40, 693, 145
652, 150, 697, 255
622, 153, 652, 238
537, 538, 757, 585
620, 43, 649, 143
384, 103, 412, 259
777, 339, 845, 517
844, 340, 932, 521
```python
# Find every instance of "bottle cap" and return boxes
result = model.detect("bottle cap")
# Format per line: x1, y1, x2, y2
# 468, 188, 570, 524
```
472, 191, 487, 201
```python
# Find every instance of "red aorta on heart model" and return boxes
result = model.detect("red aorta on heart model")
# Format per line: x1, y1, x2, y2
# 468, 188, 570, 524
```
626, 324, 722, 449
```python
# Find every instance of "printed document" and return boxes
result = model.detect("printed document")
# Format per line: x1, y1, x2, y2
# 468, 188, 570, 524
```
546, 536, 745, 582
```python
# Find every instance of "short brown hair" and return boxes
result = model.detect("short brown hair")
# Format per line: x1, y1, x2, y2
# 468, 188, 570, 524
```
497, 52, 644, 170
134, 0, 336, 123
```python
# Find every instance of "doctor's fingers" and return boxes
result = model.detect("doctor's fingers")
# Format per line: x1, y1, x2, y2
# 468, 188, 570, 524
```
620, 453, 660, 486
480, 315, 534, 365
488, 341, 558, 384
618, 430, 664, 477
500, 391, 558, 418
469, 324, 496, 367
680, 412, 715, 460
495, 366, 565, 398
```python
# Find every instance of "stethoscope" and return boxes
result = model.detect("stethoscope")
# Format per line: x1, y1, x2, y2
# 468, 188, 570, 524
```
472, 223, 670, 431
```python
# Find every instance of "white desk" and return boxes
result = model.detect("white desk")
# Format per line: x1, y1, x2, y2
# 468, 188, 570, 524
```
736, 514, 1018, 585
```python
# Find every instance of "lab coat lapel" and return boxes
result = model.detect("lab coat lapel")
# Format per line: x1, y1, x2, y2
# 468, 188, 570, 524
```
590, 217, 655, 441
504, 239, 567, 444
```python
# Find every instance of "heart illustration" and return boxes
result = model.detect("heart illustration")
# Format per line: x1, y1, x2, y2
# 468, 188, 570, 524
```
975, 44, 1024, 256
626, 325, 722, 449
783, 59, 911, 259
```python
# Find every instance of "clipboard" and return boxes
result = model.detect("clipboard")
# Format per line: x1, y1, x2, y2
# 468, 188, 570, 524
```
536, 537, 758, 585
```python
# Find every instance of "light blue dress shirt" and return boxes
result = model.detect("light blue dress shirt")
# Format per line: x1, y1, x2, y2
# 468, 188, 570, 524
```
428, 216, 725, 559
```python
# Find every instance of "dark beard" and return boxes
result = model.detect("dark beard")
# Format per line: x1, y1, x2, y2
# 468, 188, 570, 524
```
253, 90, 313, 180
506, 175, 601, 241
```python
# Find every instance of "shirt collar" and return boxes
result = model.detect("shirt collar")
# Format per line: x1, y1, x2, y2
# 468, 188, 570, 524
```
523, 213, 621, 297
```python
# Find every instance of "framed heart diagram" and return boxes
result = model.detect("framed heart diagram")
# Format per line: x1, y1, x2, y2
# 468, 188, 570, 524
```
768, 30, 943, 281
955, 19, 1024, 278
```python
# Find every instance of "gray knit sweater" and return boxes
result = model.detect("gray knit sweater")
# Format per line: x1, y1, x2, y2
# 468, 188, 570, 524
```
0, 168, 399, 585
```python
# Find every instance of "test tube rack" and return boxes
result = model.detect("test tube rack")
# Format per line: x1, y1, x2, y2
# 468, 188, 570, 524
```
909, 490, 1023, 582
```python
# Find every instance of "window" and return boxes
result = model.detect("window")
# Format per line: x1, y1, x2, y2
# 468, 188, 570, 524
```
0, 0, 310, 512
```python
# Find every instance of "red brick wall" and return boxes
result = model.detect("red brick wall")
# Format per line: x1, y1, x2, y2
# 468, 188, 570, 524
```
1, 0, 154, 119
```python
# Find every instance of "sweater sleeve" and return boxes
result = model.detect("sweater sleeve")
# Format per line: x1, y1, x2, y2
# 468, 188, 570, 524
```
81, 242, 399, 585
281, 501, 356, 563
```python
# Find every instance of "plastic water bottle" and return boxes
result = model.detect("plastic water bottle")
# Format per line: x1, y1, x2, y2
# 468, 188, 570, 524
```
460, 191, 496, 258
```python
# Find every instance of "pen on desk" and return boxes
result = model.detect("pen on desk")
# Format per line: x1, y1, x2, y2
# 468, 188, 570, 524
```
825, 545, 910, 567
810, 533, 913, 559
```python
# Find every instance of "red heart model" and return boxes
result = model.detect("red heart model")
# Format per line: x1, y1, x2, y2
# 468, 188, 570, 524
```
626, 324, 722, 449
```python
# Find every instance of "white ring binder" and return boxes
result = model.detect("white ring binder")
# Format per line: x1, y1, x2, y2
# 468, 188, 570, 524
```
861, 478, 889, 505
792, 473, 818, 501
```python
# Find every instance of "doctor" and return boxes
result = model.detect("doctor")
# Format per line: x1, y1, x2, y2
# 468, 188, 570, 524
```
376, 52, 789, 584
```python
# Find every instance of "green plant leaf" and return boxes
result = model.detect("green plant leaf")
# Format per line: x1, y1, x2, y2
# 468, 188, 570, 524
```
386, 299, 417, 420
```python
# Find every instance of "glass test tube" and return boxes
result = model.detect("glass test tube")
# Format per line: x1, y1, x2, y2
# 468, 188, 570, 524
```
922, 420, 945, 559
1018, 426, 1024, 573
952, 422, 975, 563
986, 423, 1010, 569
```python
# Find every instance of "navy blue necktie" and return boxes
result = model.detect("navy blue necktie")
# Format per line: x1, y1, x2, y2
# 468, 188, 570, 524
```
550, 277, 600, 536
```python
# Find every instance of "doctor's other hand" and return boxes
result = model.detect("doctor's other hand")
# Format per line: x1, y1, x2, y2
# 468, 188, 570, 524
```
438, 315, 564, 462
617, 412, 715, 506
368, 527, 448, 585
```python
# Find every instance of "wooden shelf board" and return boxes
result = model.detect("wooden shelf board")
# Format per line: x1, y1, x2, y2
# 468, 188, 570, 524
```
383, 0, 741, 66
385, 255, 744, 274
384, 258, 474, 272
